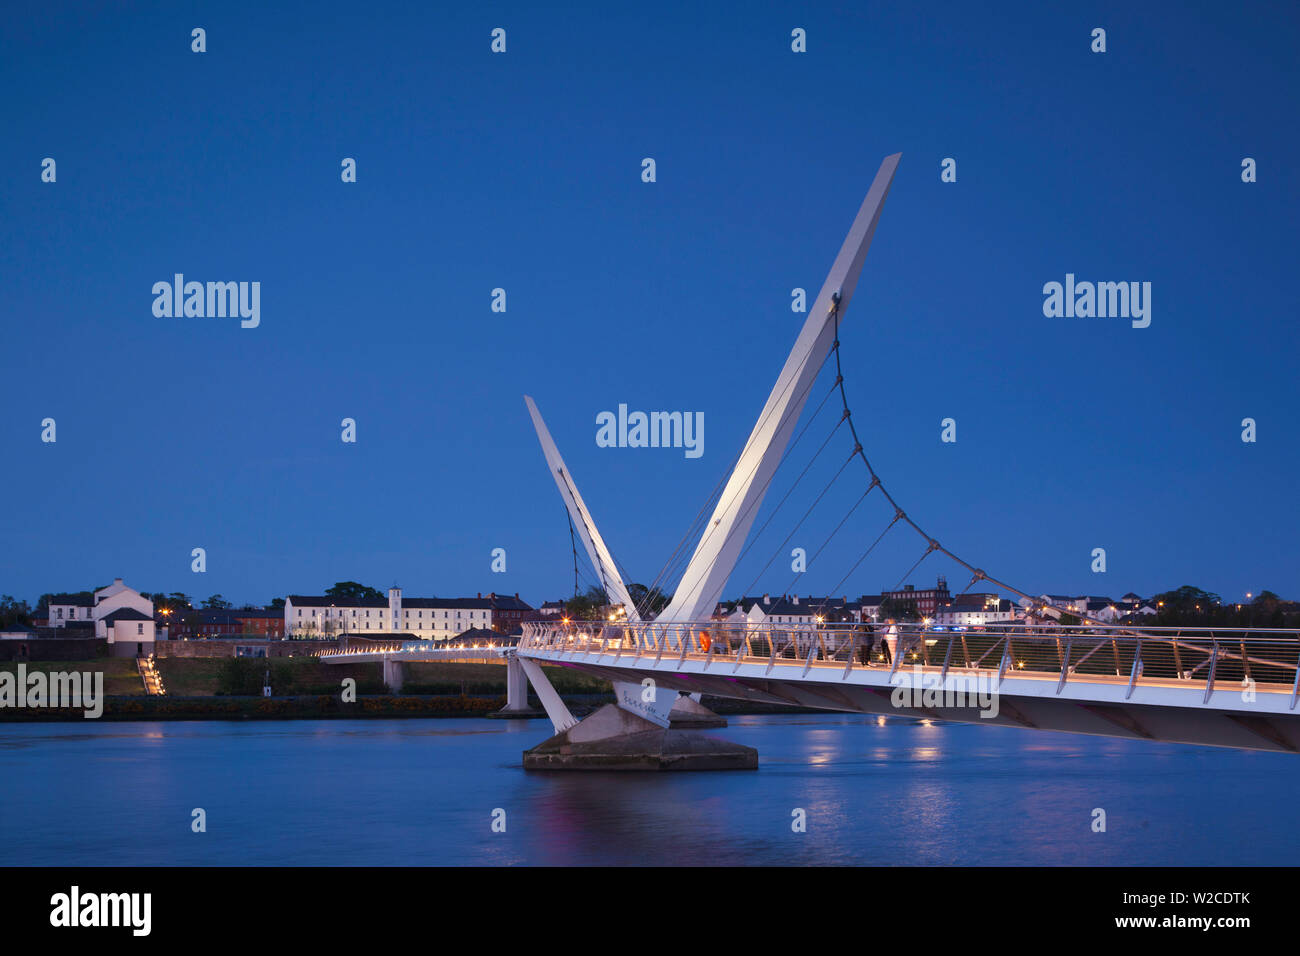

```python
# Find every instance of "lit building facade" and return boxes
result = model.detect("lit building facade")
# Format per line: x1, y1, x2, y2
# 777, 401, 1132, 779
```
284, 589, 531, 639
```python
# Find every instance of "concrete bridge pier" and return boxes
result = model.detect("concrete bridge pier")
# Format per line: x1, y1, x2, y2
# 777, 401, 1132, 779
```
668, 693, 727, 729
522, 702, 756, 771
519, 669, 754, 771
490, 652, 544, 718
382, 657, 405, 693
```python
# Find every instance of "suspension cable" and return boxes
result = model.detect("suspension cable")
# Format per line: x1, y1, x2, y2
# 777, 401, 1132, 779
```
821, 298, 1101, 624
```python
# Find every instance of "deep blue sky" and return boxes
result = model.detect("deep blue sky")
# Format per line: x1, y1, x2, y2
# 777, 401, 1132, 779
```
2, 2, 1296, 609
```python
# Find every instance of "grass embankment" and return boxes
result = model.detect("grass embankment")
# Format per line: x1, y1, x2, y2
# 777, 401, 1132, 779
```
156, 657, 376, 696
0, 659, 143, 695
405, 662, 610, 695
0, 658, 818, 721
1, 656, 615, 721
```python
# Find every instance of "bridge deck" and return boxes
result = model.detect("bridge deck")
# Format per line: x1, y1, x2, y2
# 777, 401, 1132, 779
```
516, 621, 1300, 752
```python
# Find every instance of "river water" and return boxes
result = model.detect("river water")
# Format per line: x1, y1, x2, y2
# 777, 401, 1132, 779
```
2, 714, 1296, 866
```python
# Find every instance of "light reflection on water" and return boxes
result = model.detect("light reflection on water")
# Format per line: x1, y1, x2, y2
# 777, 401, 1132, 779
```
0, 714, 1297, 866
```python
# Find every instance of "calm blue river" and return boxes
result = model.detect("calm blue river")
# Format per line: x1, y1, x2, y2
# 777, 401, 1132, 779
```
1, 714, 1296, 866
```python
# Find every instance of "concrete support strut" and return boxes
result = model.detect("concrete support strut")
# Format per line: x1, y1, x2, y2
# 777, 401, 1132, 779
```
381, 657, 405, 693
517, 656, 578, 732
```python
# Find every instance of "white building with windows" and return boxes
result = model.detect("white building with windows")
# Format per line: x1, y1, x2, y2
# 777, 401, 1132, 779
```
284, 588, 529, 639
718, 594, 858, 627
47, 595, 95, 627
934, 594, 1022, 626
47, 578, 156, 656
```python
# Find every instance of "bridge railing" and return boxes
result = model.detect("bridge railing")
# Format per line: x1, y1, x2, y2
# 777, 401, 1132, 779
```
517, 620, 1300, 700
314, 636, 518, 659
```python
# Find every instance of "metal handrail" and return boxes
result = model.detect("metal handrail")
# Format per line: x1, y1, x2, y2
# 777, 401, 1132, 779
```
516, 620, 1300, 696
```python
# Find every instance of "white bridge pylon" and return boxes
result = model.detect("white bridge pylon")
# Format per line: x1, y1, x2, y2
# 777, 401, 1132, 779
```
524, 395, 640, 623
519, 156, 902, 731
526, 394, 650, 729
659, 153, 901, 624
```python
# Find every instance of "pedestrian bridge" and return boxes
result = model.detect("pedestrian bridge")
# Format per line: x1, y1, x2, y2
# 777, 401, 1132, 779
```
514, 620, 1300, 753
314, 639, 514, 665
314, 639, 532, 711
313, 155, 1298, 764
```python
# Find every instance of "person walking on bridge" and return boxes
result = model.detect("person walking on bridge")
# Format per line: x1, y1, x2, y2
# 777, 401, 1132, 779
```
856, 620, 875, 665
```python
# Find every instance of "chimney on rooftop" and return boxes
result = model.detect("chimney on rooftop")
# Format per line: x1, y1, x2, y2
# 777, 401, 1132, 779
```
477, 592, 481, 599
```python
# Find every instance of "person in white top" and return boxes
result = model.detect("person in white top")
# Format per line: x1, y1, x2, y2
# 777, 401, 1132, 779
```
883, 618, 899, 665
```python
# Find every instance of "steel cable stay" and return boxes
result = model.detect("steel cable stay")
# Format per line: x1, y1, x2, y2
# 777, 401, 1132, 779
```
774, 482, 876, 605
633, 357, 836, 618
736, 450, 856, 599
566, 510, 582, 598
658, 384, 853, 617
640, 351, 839, 617
562, 518, 607, 602
585, 379, 762, 618
574, 563, 605, 596
564, 493, 659, 615
634, 445, 738, 616
893, 541, 940, 594
733, 392, 848, 570
637, 382, 836, 618
650, 367, 833, 603
556, 467, 613, 604
811, 511, 903, 612
634, 375, 842, 620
